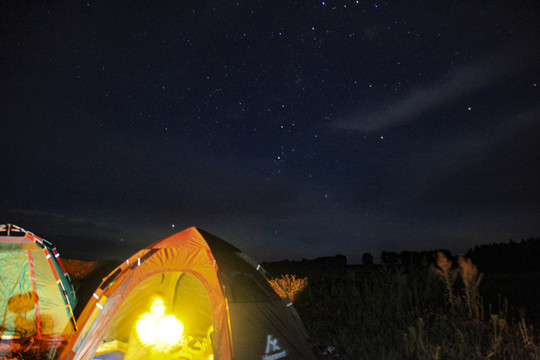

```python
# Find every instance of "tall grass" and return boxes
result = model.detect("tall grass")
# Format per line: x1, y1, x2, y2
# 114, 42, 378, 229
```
456, 255, 484, 320
290, 253, 539, 359
430, 251, 457, 314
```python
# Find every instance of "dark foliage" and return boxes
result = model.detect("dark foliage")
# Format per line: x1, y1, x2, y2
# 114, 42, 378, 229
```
262, 254, 348, 278
466, 237, 540, 272
381, 250, 454, 271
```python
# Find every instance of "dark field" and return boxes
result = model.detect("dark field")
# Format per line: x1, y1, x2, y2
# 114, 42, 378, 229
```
264, 256, 540, 359
62, 253, 540, 360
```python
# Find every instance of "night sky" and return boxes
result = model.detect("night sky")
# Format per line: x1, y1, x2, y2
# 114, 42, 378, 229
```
1, 1, 539, 263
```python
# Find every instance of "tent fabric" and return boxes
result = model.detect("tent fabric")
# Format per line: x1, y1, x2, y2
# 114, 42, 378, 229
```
61, 227, 316, 360
0, 224, 77, 340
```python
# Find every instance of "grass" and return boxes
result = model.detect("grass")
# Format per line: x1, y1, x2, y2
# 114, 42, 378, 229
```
284, 252, 539, 359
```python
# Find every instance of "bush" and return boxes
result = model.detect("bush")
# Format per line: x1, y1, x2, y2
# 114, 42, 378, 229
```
268, 274, 308, 302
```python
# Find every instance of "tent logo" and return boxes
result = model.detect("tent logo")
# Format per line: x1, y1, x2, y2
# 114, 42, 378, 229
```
262, 334, 287, 360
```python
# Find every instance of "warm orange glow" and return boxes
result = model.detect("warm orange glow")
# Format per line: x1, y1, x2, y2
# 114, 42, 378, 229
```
136, 297, 184, 352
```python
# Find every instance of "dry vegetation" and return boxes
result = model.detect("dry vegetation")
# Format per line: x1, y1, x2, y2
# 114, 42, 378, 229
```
268, 274, 309, 302
62, 259, 102, 280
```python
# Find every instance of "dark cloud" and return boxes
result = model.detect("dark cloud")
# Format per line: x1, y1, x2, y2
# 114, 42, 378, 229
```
0, 209, 126, 259
418, 108, 540, 206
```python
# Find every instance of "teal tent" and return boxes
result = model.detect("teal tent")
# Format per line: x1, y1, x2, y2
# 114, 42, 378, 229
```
0, 224, 77, 343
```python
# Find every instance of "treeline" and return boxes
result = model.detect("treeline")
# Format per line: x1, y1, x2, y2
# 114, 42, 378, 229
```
466, 237, 540, 272
376, 237, 540, 272
262, 254, 347, 278
264, 237, 540, 277
378, 249, 453, 270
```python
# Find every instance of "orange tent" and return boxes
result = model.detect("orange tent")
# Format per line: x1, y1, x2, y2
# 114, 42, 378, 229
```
60, 227, 315, 360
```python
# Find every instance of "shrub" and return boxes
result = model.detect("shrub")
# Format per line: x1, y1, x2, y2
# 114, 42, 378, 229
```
268, 274, 308, 302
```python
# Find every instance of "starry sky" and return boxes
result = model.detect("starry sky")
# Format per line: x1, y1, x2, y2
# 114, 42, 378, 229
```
1, 1, 539, 263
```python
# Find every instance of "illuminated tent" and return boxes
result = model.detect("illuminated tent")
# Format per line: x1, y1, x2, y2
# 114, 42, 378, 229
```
61, 227, 316, 360
0, 224, 77, 351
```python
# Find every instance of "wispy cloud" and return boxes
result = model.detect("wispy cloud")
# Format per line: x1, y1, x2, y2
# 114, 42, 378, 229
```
333, 55, 527, 133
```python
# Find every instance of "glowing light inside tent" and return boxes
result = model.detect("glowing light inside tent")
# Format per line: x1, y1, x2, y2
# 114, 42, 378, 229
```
136, 297, 184, 351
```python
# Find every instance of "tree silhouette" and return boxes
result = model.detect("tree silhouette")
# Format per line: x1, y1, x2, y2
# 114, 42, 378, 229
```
362, 252, 373, 267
